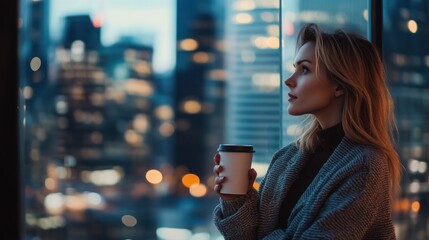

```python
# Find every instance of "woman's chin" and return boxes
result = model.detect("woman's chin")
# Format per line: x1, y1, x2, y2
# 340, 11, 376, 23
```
287, 109, 302, 116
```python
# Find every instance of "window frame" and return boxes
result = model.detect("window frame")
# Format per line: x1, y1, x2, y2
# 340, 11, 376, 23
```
6, 0, 382, 239
368, 0, 383, 57
1, 0, 21, 239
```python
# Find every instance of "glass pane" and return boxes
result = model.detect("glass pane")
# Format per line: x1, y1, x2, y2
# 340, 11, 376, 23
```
280, 0, 368, 145
280, 1, 429, 239
224, 0, 281, 183
383, 1, 429, 239
19, 0, 281, 239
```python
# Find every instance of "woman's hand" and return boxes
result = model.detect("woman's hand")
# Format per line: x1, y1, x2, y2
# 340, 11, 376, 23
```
213, 152, 257, 200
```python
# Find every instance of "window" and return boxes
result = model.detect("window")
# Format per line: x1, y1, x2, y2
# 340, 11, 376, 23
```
11, 0, 429, 239
19, 0, 281, 239
280, 1, 429, 239
383, 1, 429, 239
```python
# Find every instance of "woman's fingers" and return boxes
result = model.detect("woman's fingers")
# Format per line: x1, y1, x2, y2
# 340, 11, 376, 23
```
248, 168, 257, 190
215, 176, 225, 184
213, 152, 220, 165
212, 164, 223, 175
214, 184, 222, 193
214, 176, 225, 193
212, 152, 240, 200
213, 153, 224, 194
212, 152, 222, 175
249, 168, 257, 182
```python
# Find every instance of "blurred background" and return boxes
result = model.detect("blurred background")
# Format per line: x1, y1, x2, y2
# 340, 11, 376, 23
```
18, 0, 429, 239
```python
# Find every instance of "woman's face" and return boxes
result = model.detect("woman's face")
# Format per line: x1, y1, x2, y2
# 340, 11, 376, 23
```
284, 42, 343, 126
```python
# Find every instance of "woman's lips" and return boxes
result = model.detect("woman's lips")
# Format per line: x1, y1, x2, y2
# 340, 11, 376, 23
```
288, 93, 297, 101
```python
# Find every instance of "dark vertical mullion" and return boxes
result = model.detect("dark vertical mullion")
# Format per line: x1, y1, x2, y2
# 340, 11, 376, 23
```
0, 1, 21, 239
279, 0, 283, 148
368, 0, 383, 58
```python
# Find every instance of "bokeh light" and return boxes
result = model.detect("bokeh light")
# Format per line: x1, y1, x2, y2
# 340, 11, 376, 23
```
181, 173, 200, 188
146, 169, 163, 184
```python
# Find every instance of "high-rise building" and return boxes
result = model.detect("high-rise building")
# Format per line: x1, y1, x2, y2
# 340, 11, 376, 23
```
21, 0, 52, 166
20, 0, 58, 237
383, 1, 429, 239
99, 37, 157, 165
52, 14, 160, 239
174, 0, 226, 179
54, 14, 105, 164
224, 0, 281, 176
62, 15, 101, 50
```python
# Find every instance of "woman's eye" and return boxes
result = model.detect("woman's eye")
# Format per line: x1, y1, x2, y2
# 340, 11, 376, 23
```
302, 66, 309, 73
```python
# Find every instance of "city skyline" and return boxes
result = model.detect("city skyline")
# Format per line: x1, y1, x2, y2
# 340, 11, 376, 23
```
50, 0, 176, 74
16, 0, 429, 239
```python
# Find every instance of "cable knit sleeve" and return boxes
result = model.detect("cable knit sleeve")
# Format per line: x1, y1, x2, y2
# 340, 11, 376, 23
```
213, 188, 259, 240
212, 144, 296, 240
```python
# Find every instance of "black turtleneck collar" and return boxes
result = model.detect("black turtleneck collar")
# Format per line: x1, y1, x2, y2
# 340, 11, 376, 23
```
314, 122, 345, 154
278, 122, 345, 228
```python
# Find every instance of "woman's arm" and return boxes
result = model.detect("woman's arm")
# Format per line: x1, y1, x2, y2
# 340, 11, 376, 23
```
213, 189, 259, 240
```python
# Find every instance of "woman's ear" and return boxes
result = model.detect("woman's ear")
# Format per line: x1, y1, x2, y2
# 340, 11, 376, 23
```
334, 86, 344, 97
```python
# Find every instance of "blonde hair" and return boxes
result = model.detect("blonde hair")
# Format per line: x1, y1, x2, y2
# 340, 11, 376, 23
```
295, 23, 402, 197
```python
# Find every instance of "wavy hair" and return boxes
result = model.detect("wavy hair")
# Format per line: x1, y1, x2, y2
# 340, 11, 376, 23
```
295, 23, 402, 197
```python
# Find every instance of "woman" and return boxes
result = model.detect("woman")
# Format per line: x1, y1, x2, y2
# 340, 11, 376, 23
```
212, 23, 402, 239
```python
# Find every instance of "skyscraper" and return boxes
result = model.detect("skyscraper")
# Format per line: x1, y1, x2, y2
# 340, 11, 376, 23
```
54, 14, 105, 164
224, 0, 281, 176
62, 15, 101, 50
383, 1, 429, 239
174, 0, 225, 179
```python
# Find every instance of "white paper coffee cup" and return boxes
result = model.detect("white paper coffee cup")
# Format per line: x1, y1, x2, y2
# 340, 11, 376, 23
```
217, 144, 255, 195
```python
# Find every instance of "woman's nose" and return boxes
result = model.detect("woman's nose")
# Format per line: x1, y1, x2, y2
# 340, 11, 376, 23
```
284, 75, 295, 88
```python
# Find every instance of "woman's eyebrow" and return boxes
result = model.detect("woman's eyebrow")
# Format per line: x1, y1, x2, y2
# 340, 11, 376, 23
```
293, 59, 312, 67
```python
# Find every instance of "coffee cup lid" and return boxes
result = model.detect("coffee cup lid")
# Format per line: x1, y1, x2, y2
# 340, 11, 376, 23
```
217, 144, 255, 153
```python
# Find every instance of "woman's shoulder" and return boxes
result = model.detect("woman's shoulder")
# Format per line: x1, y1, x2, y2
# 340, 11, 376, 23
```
332, 138, 389, 173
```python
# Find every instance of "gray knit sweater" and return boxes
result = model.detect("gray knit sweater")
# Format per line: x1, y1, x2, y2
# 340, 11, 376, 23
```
213, 137, 396, 239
